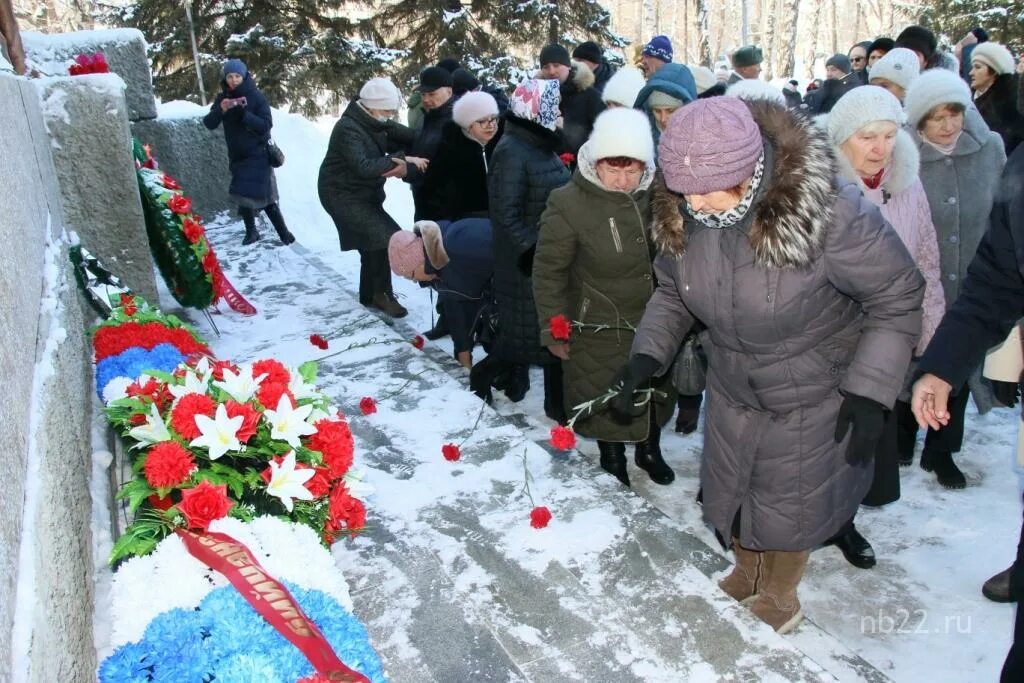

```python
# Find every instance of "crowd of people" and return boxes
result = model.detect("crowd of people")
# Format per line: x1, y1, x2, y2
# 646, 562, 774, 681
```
201, 24, 1024, 674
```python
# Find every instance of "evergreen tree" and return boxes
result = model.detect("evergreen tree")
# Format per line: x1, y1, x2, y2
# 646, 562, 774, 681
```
112, 0, 401, 117
921, 0, 1024, 53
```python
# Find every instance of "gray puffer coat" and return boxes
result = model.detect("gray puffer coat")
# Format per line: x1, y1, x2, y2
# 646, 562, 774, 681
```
631, 101, 924, 551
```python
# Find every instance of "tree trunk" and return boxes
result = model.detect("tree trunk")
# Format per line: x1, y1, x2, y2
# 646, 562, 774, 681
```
829, 0, 838, 55
803, 0, 824, 79
761, 0, 777, 79
741, 0, 749, 46
695, 0, 712, 67
779, 0, 800, 78
642, 0, 657, 39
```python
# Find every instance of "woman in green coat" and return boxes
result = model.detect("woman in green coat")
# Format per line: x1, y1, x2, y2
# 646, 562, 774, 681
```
533, 107, 676, 487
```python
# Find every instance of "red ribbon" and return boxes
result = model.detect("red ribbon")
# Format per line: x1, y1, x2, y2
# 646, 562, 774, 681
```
175, 528, 369, 682
216, 273, 258, 316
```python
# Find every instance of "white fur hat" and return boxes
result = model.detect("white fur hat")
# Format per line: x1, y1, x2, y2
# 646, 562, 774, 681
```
971, 42, 1015, 76
726, 79, 786, 106
359, 77, 401, 111
601, 66, 646, 107
452, 91, 499, 129
689, 65, 717, 95
825, 85, 906, 145
588, 107, 655, 165
867, 48, 920, 92
904, 68, 973, 128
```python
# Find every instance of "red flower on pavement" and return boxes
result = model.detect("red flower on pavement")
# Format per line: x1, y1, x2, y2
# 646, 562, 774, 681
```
549, 314, 572, 342
143, 441, 196, 489
411, 335, 425, 350
181, 217, 205, 243
359, 397, 377, 416
550, 425, 576, 451
441, 443, 461, 462
530, 506, 553, 529
162, 174, 181, 190
309, 334, 329, 350
177, 480, 234, 531
170, 393, 217, 440
167, 194, 192, 215
224, 400, 261, 443
119, 293, 137, 316
252, 358, 290, 385
308, 418, 354, 479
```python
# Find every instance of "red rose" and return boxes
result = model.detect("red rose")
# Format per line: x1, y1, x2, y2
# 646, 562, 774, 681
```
549, 314, 572, 342
411, 335, 425, 350
252, 358, 290, 385
359, 397, 377, 416
256, 381, 295, 410
143, 441, 196, 489
170, 393, 216, 440
328, 484, 367, 531
162, 175, 182, 190
550, 425, 576, 451
167, 194, 192, 215
177, 480, 234, 531
148, 493, 174, 511
442, 443, 461, 462
309, 334, 329, 350
307, 418, 354, 479
530, 506, 553, 529
182, 217, 205, 244
224, 400, 260, 443
305, 467, 332, 498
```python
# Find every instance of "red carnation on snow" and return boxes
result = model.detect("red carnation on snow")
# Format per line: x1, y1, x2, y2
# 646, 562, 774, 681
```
411, 335, 425, 350
256, 381, 295, 410
224, 400, 260, 443
442, 443, 461, 462
359, 397, 377, 416
309, 334, 329, 350
181, 217, 205, 244
142, 441, 196, 489
549, 314, 572, 342
177, 480, 233, 531
530, 506, 553, 529
252, 358, 290, 385
170, 393, 217, 440
550, 425, 576, 451
307, 418, 354, 479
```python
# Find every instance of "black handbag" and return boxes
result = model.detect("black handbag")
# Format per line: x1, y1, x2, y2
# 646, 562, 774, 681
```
671, 333, 708, 395
267, 139, 285, 168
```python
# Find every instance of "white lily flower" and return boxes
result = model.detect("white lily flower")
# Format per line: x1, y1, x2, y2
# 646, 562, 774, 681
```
306, 407, 332, 424
192, 356, 212, 380
212, 366, 268, 403
264, 395, 316, 448
128, 402, 172, 448
288, 369, 319, 401
168, 369, 209, 400
342, 468, 376, 501
189, 403, 244, 460
266, 450, 315, 512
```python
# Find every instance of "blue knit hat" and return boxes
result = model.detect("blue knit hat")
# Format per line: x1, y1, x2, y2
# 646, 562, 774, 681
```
643, 36, 673, 64
222, 58, 247, 79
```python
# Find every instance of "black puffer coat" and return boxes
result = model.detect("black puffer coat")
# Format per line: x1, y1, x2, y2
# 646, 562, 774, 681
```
409, 98, 455, 219
317, 101, 418, 252
417, 120, 501, 221
487, 114, 570, 365
558, 62, 606, 156
202, 74, 273, 202
975, 74, 1024, 155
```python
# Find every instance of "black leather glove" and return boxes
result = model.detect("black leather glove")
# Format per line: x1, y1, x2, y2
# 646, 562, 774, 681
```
609, 354, 662, 420
834, 394, 887, 466
992, 380, 1021, 409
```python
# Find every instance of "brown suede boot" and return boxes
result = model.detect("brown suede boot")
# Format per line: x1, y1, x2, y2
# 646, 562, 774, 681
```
718, 539, 762, 605
749, 549, 810, 634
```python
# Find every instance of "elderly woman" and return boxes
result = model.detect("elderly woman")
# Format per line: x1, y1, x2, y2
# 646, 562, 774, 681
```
318, 77, 427, 318
969, 42, 1024, 154
533, 108, 676, 487
900, 69, 1007, 487
611, 96, 923, 633
203, 59, 294, 246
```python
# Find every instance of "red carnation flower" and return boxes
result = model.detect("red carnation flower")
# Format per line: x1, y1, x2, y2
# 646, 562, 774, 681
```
308, 418, 354, 479
143, 441, 196, 489
309, 334, 329, 350
93, 322, 209, 361
256, 381, 295, 410
148, 493, 174, 511
167, 194, 192, 215
359, 397, 376, 416
559, 152, 576, 167
126, 376, 172, 412
162, 175, 182, 190
305, 467, 332, 498
119, 293, 137, 316
411, 335, 425, 350
224, 400, 260, 443
550, 425, 576, 451
530, 506, 553, 529
177, 481, 233, 531
252, 358, 290, 385
549, 314, 572, 342
442, 443, 461, 462
328, 484, 367, 531
182, 217, 205, 244
170, 393, 216, 440
209, 359, 239, 381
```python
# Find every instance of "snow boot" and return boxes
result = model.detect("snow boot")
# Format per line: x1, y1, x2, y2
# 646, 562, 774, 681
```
719, 538, 763, 605
264, 203, 295, 245
598, 441, 629, 487
920, 449, 966, 489
983, 564, 1016, 603
634, 423, 674, 485
750, 549, 809, 634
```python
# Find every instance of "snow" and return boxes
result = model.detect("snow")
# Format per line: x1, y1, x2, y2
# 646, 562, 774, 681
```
22, 29, 146, 77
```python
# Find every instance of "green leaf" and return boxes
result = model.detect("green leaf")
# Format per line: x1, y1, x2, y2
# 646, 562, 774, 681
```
298, 361, 318, 384
115, 478, 157, 513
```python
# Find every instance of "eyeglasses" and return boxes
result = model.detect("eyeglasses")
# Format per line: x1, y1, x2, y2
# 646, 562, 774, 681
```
851, 56, 866, 63
474, 116, 499, 127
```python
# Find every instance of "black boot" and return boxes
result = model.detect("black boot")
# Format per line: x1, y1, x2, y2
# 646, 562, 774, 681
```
263, 203, 295, 245
543, 363, 567, 424
984, 564, 1017, 603
425, 305, 449, 340
469, 356, 498, 404
920, 449, 966, 489
239, 207, 260, 245
675, 393, 702, 434
634, 423, 675, 485
598, 441, 629, 487
825, 523, 876, 569
502, 364, 530, 403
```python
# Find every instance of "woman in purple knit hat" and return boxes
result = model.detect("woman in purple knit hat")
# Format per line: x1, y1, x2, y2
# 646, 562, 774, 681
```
608, 96, 925, 633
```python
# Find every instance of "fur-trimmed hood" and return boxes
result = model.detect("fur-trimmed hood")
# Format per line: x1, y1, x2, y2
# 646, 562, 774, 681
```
651, 99, 838, 268
533, 60, 596, 93
833, 127, 920, 196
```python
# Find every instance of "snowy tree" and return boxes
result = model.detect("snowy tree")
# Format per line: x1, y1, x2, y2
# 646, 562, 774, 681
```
921, 0, 1024, 52
111, 0, 400, 117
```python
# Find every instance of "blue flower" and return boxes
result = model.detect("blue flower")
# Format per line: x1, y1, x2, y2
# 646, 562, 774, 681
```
208, 653, 280, 683
95, 344, 185, 397
98, 641, 153, 682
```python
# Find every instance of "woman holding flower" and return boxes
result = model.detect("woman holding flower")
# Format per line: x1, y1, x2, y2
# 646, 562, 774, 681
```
533, 108, 676, 488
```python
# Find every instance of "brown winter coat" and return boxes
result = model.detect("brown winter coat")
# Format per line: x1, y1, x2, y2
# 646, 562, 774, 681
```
631, 101, 925, 551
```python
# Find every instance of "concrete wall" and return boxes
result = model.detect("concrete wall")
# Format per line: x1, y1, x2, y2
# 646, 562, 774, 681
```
0, 71, 96, 681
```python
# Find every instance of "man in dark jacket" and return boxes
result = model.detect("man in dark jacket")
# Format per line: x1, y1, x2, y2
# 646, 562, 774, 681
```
572, 40, 615, 94
538, 43, 606, 157
408, 66, 454, 220
912, 144, 1024, 683
728, 45, 762, 84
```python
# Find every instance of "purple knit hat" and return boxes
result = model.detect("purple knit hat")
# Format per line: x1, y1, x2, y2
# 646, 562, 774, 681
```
658, 97, 763, 195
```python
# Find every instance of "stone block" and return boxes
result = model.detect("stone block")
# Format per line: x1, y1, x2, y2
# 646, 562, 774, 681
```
132, 116, 234, 220
36, 74, 158, 302
23, 29, 158, 121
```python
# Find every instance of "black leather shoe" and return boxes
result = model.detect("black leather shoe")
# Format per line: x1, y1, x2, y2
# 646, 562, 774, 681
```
982, 564, 1016, 603
827, 526, 876, 569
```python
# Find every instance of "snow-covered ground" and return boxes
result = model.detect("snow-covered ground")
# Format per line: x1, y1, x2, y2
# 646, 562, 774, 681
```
166, 100, 1021, 681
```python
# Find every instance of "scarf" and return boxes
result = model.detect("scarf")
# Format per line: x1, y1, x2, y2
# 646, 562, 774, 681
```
925, 130, 963, 156
861, 168, 885, 190
687, 151, 765, 229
